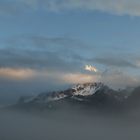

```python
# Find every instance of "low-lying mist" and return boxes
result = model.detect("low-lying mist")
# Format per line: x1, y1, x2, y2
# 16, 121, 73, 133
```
0, 108, 140, 140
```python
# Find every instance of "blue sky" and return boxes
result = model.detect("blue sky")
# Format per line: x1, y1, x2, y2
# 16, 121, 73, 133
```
0, 0, 140, 104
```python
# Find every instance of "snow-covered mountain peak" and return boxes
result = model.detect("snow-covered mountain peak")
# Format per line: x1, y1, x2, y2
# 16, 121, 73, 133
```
72, 82, 104, 96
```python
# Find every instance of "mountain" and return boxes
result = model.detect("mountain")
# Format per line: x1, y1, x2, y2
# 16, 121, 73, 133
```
16, 82, 127, 111
126, 86, 140, 109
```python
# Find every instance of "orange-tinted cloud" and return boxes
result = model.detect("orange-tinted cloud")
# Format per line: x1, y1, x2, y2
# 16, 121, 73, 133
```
0, 68, 36, 80
61, 73, 99, 84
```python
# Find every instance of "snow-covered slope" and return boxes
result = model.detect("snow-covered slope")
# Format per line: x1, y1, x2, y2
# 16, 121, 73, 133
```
72, 83, 103, 96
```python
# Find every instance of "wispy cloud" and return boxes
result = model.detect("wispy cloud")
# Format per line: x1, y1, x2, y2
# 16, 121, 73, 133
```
100, 69, 140, 88
0, 36, 87, 73
0, 68, 36, 80
61, 73, 99, 84
1, 35, 140, 89
1, 0, 140, 16
93, 57, 138, 68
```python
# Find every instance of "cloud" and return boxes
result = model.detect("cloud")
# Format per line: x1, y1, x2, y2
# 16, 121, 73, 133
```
0, 68, 36, 80
61, 73, 99, 84
92, 57, 138, 68
100, 69, 140, 88
85, 65, 98, 72
42, 0, 140, 16
0, 36, 87, 73
1, 0, 140, 16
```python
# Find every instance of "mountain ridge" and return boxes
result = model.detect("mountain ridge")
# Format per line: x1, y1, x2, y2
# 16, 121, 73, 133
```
15, 82, 133, 111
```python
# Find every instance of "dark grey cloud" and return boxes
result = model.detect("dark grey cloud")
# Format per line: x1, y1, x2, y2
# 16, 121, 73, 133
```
5, 35, 90, 52
0, 51, 72, 72
0, 36, 88, 73
91, 57, 138, 69
1, 35, 139, 74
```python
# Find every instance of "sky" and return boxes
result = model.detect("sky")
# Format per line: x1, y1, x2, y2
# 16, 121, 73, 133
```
1, 0, 140, 104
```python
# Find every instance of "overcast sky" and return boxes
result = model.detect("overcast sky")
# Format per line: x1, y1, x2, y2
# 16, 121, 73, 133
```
1, 0, 140, 104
